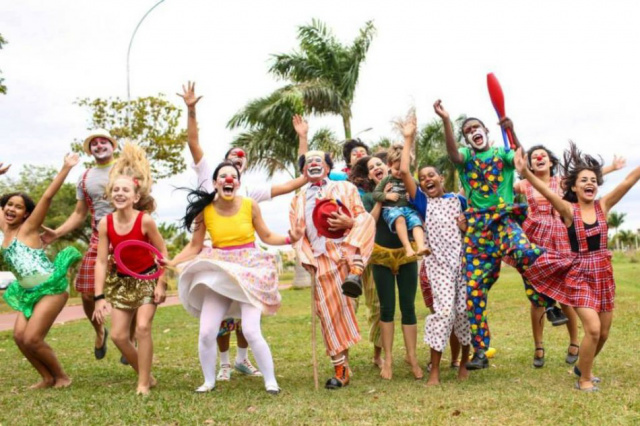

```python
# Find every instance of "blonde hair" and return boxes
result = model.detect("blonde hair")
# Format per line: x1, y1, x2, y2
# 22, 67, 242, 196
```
386, 142, 414, 166
106, 141, 156, 213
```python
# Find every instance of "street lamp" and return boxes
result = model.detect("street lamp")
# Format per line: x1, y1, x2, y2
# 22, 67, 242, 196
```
126, 0, 166, 125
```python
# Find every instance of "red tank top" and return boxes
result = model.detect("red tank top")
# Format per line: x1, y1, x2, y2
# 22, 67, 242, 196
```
107, 211, 155, 275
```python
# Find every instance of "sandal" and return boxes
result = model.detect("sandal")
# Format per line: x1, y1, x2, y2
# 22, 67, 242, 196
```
533, 347, 545, 369
566, 343, 579, 365
450, 360, 461, 369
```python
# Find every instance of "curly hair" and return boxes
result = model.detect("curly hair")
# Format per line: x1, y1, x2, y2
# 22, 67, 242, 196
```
342, 139, 370, 165
106, 141, 156, 213
349, 156, 375, 192
561, 141, 603, 203
527, 144, 561, 177
0, 192, 35, 217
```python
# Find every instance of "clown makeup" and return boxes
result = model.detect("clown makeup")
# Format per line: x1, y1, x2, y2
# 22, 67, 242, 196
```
529, 148, 551, 175
462, 120, 489, 151
216, 166, 240, 200
418, 167, 445, 198
367, 157, 388, 184
90, 137, 114, 161
226, 148, 247, 173
572, 169, 599, 203
349, 147, 368, 167
110, 177, 139, 210
304, 152, 328, 182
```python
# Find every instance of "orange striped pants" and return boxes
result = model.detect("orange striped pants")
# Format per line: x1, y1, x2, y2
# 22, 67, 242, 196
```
313, 253, 361, 356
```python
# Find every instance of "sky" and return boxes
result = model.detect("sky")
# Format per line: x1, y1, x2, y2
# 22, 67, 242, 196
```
2, 0, 640, 242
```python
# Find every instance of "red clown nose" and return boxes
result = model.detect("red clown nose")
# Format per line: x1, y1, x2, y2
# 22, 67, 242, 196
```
224, 176, 235, 184
536, 155, 544, 161
235, 150, 245, 158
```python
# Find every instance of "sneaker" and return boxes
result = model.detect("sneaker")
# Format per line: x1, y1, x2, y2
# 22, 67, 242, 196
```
341, 274, 363, 298
234, 359, 263, 377
545, 306, 569, 326
217, 364, 232, 381
325, 364, 350, 389
465, 350, 489, 370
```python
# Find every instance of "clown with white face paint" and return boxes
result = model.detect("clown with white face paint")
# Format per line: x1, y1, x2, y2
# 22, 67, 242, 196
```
290, 150, 375, 389
434, 100, 568, 371
40, 128, 129, 363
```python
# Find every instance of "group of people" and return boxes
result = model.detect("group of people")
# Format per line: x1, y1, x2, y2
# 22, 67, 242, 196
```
1, 82, 638, 395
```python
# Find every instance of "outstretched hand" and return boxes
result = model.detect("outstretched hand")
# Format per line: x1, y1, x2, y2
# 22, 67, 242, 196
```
401, 111, 417, 140
40, 225, 58, 245
0, 162, 11, 175
288, 218, 305, 243
433, 100, 449, 120
612, 155, 627, 170
64, 153, 80, 168
177, 81, 203, 108
292, 115, 309, 137
514, 148, 528, 175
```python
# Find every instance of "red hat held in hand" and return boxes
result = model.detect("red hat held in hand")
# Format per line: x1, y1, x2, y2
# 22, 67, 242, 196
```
312, 199, 352, 239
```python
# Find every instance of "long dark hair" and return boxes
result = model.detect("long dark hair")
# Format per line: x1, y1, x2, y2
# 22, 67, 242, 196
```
0, 192, 36, 219
527, 144, 561, 177
561, 141, 603, 203
182, 161, 241, 231
349, 156, 375, 192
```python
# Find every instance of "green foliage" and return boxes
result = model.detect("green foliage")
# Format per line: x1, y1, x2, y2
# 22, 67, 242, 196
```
157, 221, 189, 258
0, 165, 90, 270
0, 33, 7, 95
72, 95, 187, 180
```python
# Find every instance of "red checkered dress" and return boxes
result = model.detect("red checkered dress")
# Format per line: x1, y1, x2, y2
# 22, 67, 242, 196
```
525, 200, 614, 312
75, 170, 99, 294
419, 261, 434, 309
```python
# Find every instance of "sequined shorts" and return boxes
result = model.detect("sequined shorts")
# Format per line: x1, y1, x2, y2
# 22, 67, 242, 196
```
104, 269, 156, 310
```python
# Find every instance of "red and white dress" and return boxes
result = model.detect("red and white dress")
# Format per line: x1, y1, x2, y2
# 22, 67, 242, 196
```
524, 200, 614, 312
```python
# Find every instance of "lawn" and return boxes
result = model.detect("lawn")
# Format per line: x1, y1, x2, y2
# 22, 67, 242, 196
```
1, 262, 639, 425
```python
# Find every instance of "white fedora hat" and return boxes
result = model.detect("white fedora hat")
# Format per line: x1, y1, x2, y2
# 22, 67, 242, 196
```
83, 128, 118, 155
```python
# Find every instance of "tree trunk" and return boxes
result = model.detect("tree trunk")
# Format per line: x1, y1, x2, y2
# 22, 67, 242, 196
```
292, 256, 311, 288
342, 113, 352, 140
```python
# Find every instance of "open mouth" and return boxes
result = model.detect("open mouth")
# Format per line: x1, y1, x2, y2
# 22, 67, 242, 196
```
472, 134, 484, 144
308, 166, 323, 176
536, 161, 546, 168
113, 196, 127, 204
374, 169, 385, 181
584, 187, 596, 196
232, 160, 243, 169
222, 184, 235, 197
425, 182, 436, 191
4, 211, 16, 221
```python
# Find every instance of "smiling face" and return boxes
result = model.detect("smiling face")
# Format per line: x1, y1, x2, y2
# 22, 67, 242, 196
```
226, 148, 247, 173
110, 177, 139, 210
215, 165, 240, 200
571, 169, 598, 202
389, 160, 402, 179
529, 148, 552, 175
349, 147, 368, 167
367, 157, 389, 184
90, 137, 115, 161
462, 120, 490, 151
303, 153, 329, 183
2, 195, 29, 227
418, 167, 445, 198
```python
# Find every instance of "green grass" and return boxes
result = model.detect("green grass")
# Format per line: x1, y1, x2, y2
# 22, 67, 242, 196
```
1, 263, 639, 425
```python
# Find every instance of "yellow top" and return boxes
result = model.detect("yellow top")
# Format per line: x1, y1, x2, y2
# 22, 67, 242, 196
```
204, 197, 255, 248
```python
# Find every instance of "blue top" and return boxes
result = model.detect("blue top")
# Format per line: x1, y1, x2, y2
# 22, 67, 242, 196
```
329, 170, 348, 181
409, 189, 467, 221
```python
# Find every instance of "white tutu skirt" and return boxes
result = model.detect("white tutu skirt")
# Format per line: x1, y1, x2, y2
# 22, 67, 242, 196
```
178, 246, 281, 318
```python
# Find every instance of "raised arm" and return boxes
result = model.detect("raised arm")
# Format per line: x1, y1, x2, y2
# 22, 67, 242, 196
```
41, 199, 89, 244
24, 154, 79, 234
433, 100, 463, 164
252, 199, 304, 245
92, 218, 110, 324
600, 165, 640, 216
177, 81, 204, 165
499, 117, 522, 151
399, 113, 419, 199
270, 175, 307, 198
602, 155, 626, 176
293, 115, 309, 157
515, 148, 573, 224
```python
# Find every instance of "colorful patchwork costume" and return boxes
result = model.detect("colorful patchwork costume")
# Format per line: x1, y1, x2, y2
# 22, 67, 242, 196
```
456, 146, 552, 352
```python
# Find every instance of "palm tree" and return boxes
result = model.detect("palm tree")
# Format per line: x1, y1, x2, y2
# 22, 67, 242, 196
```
269, 19, 376, 139
617, 230, 635, 250
607, 211, 626, 250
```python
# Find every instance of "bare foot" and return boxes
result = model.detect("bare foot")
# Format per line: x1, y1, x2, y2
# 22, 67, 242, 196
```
53, 376, 72, 388
407, 358, 423, 380
380, 359, 393, 380
426, 369, 440, 386
29, 378, 54, 390
457, 365, 469, 381
372, 357, 384, 369
149, 375, 158, 388
136, 386, 151, 395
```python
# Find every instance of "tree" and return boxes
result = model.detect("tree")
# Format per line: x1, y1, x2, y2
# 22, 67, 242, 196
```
72, 95, 187, 180
0, 33, 7, 94
270, 19, 376, 139
157, 222, 189, 258
607, 211, 626, 249
616, 230, 635, 250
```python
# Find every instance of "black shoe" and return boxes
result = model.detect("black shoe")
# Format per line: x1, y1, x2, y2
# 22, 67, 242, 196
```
325, 365, 350, 389
94, 328, 108, 360
120, 354, 130, 366
341, 274, 363, 298
533, 347, 545, 368
465, 350, 489, 370
545, 306, 569, 327
566, 343, 579, 365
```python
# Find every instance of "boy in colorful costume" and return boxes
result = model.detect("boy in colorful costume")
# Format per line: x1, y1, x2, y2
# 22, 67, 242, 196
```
289, 150, 375, 389
433, 100, 567, 369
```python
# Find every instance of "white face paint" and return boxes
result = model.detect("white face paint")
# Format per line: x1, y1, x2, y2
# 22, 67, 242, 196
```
215, 166, 240, 200
304, 155, 328, 182
226, 149, 247, 173
465, 127, 489, 150
90, 137, 114, 161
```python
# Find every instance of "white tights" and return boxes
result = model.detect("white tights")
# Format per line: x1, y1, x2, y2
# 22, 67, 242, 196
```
198, 289, 277, 390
